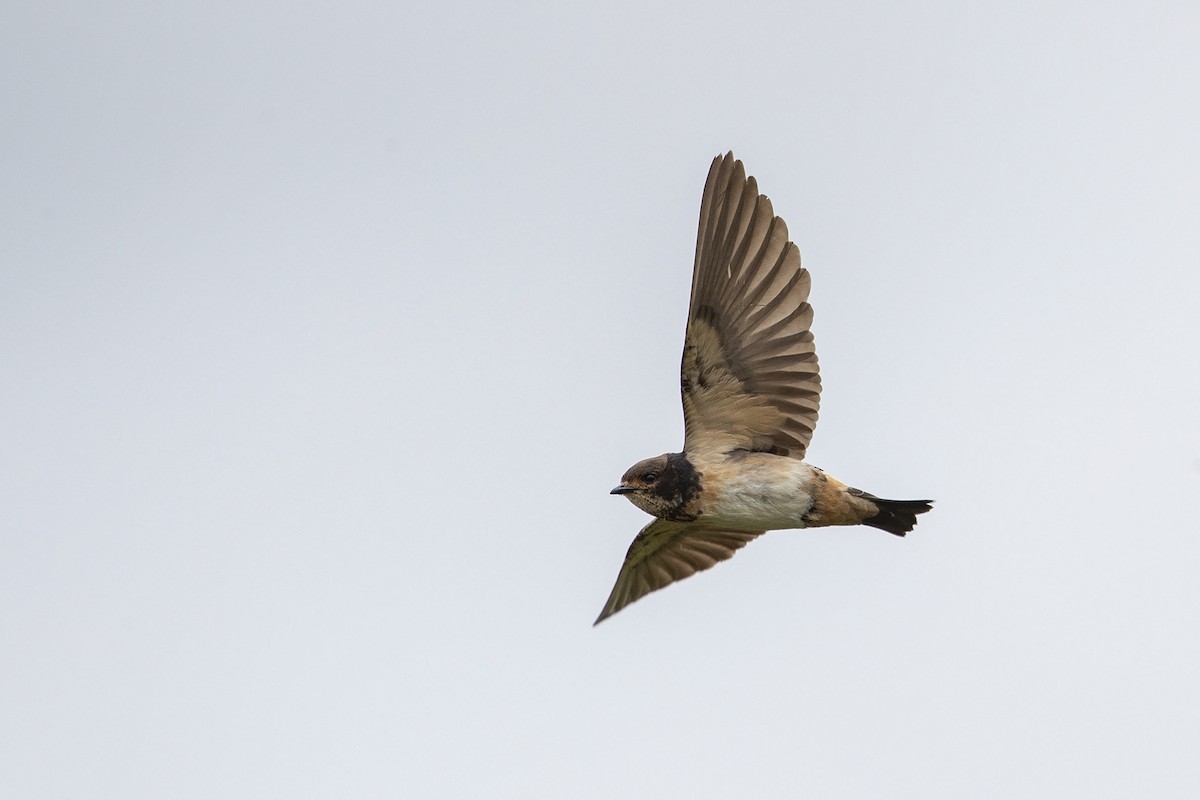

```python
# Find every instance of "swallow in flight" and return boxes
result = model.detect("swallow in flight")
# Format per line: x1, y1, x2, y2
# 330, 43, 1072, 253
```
597, 152, 932, 625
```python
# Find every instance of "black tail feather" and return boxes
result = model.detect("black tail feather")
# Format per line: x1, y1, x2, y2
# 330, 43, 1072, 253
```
859, 495, 934, 537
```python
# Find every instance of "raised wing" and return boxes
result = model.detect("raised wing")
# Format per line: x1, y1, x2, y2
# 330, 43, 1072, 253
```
682, 152, 821, 459
594, 519, 762, 625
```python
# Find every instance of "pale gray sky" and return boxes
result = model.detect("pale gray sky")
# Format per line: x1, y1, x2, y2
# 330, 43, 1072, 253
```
3, 1, 1199, 797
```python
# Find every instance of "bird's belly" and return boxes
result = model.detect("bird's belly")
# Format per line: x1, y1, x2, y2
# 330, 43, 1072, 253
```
700, 461, 817, 531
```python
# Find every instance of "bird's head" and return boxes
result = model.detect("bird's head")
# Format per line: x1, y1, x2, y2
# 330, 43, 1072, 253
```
611, 454, 678, 517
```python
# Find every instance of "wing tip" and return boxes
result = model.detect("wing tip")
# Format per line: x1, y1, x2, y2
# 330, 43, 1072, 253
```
593, 593, 624, 626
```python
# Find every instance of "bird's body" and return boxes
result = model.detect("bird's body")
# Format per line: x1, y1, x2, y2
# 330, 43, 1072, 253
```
597, 152, 932, 624
695, 452, 822, 531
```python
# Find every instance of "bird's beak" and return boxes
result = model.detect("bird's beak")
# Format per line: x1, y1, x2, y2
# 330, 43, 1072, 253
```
610, 485, 635, 495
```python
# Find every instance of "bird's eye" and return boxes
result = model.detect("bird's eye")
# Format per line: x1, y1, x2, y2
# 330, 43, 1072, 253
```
642, 472, 658, 482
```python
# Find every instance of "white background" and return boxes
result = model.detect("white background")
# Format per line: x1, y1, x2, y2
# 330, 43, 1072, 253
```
3, 2, 1199, 797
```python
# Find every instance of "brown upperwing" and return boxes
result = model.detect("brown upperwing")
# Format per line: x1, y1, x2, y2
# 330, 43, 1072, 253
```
681, 152, 821, 460
594, 520, 762, 625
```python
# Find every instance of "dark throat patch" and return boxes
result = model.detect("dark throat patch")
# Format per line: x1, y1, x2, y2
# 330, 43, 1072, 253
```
654, 453, 702, 521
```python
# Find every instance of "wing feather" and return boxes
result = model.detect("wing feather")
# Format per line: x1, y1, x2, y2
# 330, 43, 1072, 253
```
594, 520, 762, 625
682, 152, 821, 459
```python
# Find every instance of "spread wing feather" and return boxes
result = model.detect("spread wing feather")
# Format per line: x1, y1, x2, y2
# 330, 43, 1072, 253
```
682, 152, 821, 459
594, 520, 762, 625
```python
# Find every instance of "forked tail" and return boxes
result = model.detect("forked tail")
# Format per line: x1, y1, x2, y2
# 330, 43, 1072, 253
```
853, 491, 934, 537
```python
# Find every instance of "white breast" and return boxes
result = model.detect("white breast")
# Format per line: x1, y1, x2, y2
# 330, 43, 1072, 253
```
699, 455, 820, 532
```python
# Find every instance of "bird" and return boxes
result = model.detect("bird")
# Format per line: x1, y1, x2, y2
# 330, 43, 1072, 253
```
596, 152, 933, 625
